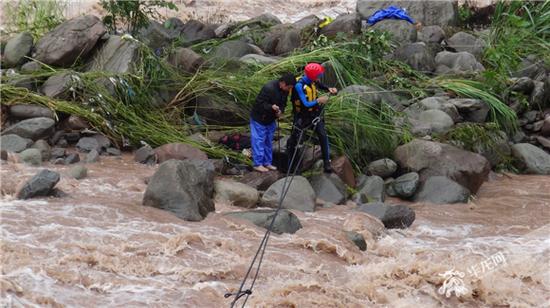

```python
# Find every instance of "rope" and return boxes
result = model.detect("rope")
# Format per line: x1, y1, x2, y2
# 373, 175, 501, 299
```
225, 107, 326, 308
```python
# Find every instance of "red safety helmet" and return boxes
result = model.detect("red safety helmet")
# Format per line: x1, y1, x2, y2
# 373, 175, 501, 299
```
304, 63, 325, 81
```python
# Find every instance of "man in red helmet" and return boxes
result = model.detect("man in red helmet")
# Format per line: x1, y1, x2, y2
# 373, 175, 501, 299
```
287, 63, 337, 173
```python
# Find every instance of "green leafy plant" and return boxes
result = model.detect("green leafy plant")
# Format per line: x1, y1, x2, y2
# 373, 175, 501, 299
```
100, 0, 178, 35
3, 0, 66, 39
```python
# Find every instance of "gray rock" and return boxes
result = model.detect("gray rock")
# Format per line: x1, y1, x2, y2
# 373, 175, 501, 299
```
154, 143, 207, 163
512, 131, 527, 143
3, 32, 33, 67
237, 170, 282, 191
2, 117, 55, 140
64, 153, 80, 165
262, 176, 316, 212
418, 26, 445, 43
20, 61, 41, 73
472, 129, 511, 168
346, 231, 367, 251
6, 75, 40, 91
392, 172, 420, 199
19, 148, 42, 166
193, 95, 248, 125
76, 137, 101, 153
446, 32, 486, 59
85, 149, 100, 163
134, 145, 156, 164
310, 173, 347, 205
180, 20, 217, 44
0, 134, 33, 153
138, 21, 175, 51
524, 111, 539, 123
167, 47, 205, 74
214, 180, 259, 208
371, 19, 417, 43
34, 15, 107, 67
416, 109, 454, 134
394, 139, 490, 193
261, 25, 301, 56
9, 104, 54, 120
357, 0, 457, 26
536, 136, 550, 151
354, 175, 385, 203
511, 143, 550, 175
52, 158, 65, 165
393, 42, 435, 72
292, 14, 320, 31
510, 77, 535, 94
50, 147, 66, 159
106, 147, 121, 156
41, 72, 74, 99
320, 13, 361, 37
63, 115, 90, 130
367, 158, 397, 178
531, 81, 546, 108
1, 150, 7, 161
16, 169, 60, 199
357, 202, 416, 229
143, 159, 216, 221
240, 54, 280, 65
513, 55, 547, 80
448, 98, 490, 123
88, 35, 139, 74
214, 40, 260, 59
541, 117, 550, 137
435, 51, 485, 75
340, 84, 407, 111
31, 140, 51, 161
69, 165, 87, 180
408, 96, 460, 122
415, 176, 470, 204
224, 209, 302, 234
248, 13, 282, 26
92, 134, 111, 151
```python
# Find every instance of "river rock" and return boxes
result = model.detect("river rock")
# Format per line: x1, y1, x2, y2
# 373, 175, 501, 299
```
224, 209, 302, 234
510, 77, 535, 94
154, 143, 208, 163
310, 173, 347, 205
415, 109, 455, 134
237, 170, 282, 191
64, 115, 90, 130
261, 25, 302, 56
446, 32, 486, 59
541, 117, 550, 137
511, 143, 550, 175
3, 32, 33, 68
513, 55, 547, 80
76, 137, 101, 153
418, 26, 445, 43
138, 21, 174, 51
357, 0, 457, 27
134, 145, 156, 164
88, 35, 139, 74
41, 72, 74, 99
50, 147, 66, 159
0, 134, 33, 153
143, 159, 215, 221
193, 95, 248, 126
64, 153, 80, 165
2, 117, 55, 141
530, 81, 546, 108
340, 84, 407, 111
394, 139, 490, 193
249, 13, 282, 26
262, 176, 316, 212
69, 165, 88, 180
371, 19, 417, 43
239, 54, 280, 65
448, 98, 490, 123
406, 96, 460, 122
31, 140, 51, 161
34, 15, 107, 67
393, 42, 435, 72
92, 135, 111, 151
391, 172, 420, 199
435, 51, 485, 75
167, 47, 205, 74
16, 169, 60, 200
357, 202, 416, 229
346, 231, 367, 251
354, 175, 384, 203
106, 147, 121, 156
536, 136, 550, 151
367, 158, 397, 178
292, 14, 320, 30
19, 148, 42, 166
85, 149, 100, 163
214, 40, 259, 59
180, 20, 216, 44
20, 61, 41, 73
214, 180, 259, 208
415, 176, 470, 204
320, 13, 361, 37
332, 156, 356, 188
9, 104, 54, 120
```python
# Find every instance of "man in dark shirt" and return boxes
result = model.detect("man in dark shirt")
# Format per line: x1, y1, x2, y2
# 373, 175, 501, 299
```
250, 72, 296, 172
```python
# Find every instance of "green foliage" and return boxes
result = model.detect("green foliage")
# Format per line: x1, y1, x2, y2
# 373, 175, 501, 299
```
3, 0, 66, 39
458, 1, 475, 27
100, 0, 178, 35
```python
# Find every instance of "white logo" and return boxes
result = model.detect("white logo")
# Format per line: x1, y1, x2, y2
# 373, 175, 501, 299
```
438, 269, 468, 298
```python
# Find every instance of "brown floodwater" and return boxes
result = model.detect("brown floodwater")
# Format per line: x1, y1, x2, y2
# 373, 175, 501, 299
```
1, 154, 549, 307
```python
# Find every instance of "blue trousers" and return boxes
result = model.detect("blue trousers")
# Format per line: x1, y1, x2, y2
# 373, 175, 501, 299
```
250, 119, 276, 167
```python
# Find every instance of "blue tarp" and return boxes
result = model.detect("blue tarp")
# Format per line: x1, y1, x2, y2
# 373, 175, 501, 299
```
367, 6, 415, 26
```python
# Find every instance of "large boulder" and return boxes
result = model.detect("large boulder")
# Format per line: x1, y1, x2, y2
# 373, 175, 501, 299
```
513, 55, 547, 80
16, 169, 60, 200
414, 109, 455, 134
357, 0, 457, 26
310, 173, 347, 205
180, 20, 217, 44
447, 98, 489, 123
261, 176, 316, 212
193, 95, 248, 126
320, 13, 361, 37
248, 13, 282, 26
2, 117, 55, 141
405, 96, 460, 122
239, 54, 280, 65
415, 176, 470, 204
76, 137, 101, 153
511, 143, 550, 175
214, 180, 259, 208
357, 202, 416, 229
418, 26, 446, 43
261, 26, 302, 56
354, 175, 385, 203
393, 42, 435, 72
371, 19, 417, 43
237, 170, 282, 191
446, 32, 486, 59
41, 72, 75, 99
435, 51, 485, 75
142, 159, 215, 221
394, 139, 490, 193
332, 155, 356, 188
9, 104, 54, 120
224, 209, 302, 234
88, 35, 139, 74
0, 134, 33, 153
292, 15, 320, 31
138, 21, 175, 51
154, 143, 208, 163
366, 158, 397, 178
167, 47, 205, 74
391, 172, 420, 199
3, 32, 33, 68
213, 40, 259, 59
34, 15, 107, 67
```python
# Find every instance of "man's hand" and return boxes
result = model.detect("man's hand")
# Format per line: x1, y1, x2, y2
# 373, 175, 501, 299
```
328, 87, 338, 95
317, 96, 329, 105
272, 104, 280, 112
